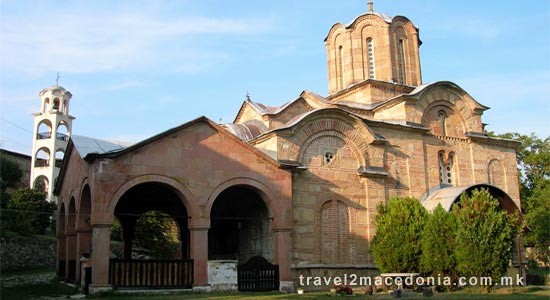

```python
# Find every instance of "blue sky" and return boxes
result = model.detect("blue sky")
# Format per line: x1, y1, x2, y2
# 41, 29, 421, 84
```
1, 0, 549, 155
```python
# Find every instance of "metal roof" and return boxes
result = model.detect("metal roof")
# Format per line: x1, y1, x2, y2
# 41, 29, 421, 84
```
71, 135, 132, 158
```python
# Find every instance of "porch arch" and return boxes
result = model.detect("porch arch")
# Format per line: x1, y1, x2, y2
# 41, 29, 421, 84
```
106, 174, 199, 223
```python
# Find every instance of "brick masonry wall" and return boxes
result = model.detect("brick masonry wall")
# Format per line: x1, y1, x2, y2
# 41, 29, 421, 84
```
1, 237, 56, 271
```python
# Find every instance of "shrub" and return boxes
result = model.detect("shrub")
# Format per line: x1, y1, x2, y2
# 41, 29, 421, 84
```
370, 197, 428, 273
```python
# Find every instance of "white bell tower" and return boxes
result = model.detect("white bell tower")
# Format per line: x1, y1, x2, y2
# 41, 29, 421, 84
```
30, 82, 75, 202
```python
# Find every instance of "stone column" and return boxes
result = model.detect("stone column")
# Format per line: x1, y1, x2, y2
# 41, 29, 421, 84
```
57, 235, 66, 278
65, 232, 77, 282
75, 229, 92, 283
273, 228, 293, 292
90, 224, 112, 294
190, 226, 209, 290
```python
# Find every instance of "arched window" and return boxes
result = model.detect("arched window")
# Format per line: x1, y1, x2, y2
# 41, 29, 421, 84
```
53, 98, 60, 111
438, 151, 455, 185
397, 39, 406, 84
438, 110, 447, 136
37, 121, 52, 139
35, 148, 51, 167
319, 200, 351, 264
43, 98, 50, 113
55, 150, 65, 168
56, 122, 69, 141
338, 45, 344, 89
366, 38, 375, 79
33, 176, 49, 193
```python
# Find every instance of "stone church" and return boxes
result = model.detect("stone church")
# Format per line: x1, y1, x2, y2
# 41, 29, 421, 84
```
53, 3, 522, 293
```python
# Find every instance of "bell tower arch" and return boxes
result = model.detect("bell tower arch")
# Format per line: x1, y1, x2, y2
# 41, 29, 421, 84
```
30, 82, 75, 202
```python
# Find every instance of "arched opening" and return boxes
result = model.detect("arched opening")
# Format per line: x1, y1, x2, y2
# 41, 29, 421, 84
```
57, 203, 66, 278
109, 182, 192, 288
35, 148, 51, 167
43, 98, 50, 113
338, 45, 344, 89
66, 197, 77, 283
63, 99, 69, 114
113, 182, 189, 260
209, 185, 272, 263
33, 176, 49, 193
76, 185, 92, 283
57, 122, 70, 141
55, 150, 65, 168
37, 120, 52, 139
53, 98, 60, 111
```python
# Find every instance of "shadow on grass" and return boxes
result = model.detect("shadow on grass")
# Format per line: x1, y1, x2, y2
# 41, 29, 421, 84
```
1, 282, 77, 300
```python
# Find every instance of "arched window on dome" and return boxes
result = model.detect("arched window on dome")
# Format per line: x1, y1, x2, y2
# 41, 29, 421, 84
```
366, 38, 375, 79
397, 39, 406, 84
338, 45, 344, 89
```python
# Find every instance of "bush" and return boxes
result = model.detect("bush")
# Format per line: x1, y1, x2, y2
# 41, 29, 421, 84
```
453, 189, 520, 290
420, 204, 457, 285
370, 197, 428, 273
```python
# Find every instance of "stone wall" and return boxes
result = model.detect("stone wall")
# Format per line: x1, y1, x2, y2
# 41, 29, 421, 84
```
0, 237, 56, 271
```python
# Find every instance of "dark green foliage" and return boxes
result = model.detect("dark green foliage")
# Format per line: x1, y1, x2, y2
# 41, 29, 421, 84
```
453, 189, 519, 288
492, 132, 550, 264
1, 156, 23, 208
111, 211, 179, 259
370, 197, 428, 273
3, 188, 56, 235
0, 156, 23, 192
420, 204, 457, 280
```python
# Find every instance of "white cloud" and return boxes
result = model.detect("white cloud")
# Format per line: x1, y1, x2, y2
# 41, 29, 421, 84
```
0, 7, 272, 75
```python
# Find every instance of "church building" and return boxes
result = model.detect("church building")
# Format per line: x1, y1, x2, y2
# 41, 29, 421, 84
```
53, 3, 522, 293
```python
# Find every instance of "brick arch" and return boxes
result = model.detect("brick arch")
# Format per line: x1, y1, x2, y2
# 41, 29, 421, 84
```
314, 194, 360, 264
106, 174, 199, 225
349, 14, 389, 31
421, 100, 467, 137
204, 177, 280, 227
414, 83, 484, 133
285, 110, 375, 166
390, 17, 417, 35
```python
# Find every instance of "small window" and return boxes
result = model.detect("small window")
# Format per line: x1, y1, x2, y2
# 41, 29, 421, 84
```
325, 152, 335, 164
438, 110, 447, 136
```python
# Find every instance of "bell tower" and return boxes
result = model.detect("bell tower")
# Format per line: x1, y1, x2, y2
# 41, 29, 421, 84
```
325, 1, 422, 95
30, 81, 75, 202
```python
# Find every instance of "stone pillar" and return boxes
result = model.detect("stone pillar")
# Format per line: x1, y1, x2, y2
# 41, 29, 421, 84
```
75, 229, 92, 283
57, 235, 66, 278
274, 228, 293, 292
90, 224, 112, 294
190, 227, 209, 289
65, 233, 77, 282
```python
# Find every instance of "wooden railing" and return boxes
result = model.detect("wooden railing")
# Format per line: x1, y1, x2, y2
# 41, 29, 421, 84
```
109, 259, 193, 289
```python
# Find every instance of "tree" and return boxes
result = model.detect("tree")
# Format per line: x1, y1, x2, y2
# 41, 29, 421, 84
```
4, 188, 56, 235
0, 156, 23, 208
492, 132, 550, 264
420, 204, 457, 284
453, 189, 520, 291
111, 210, 179, 259
371, 197, 428, 273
